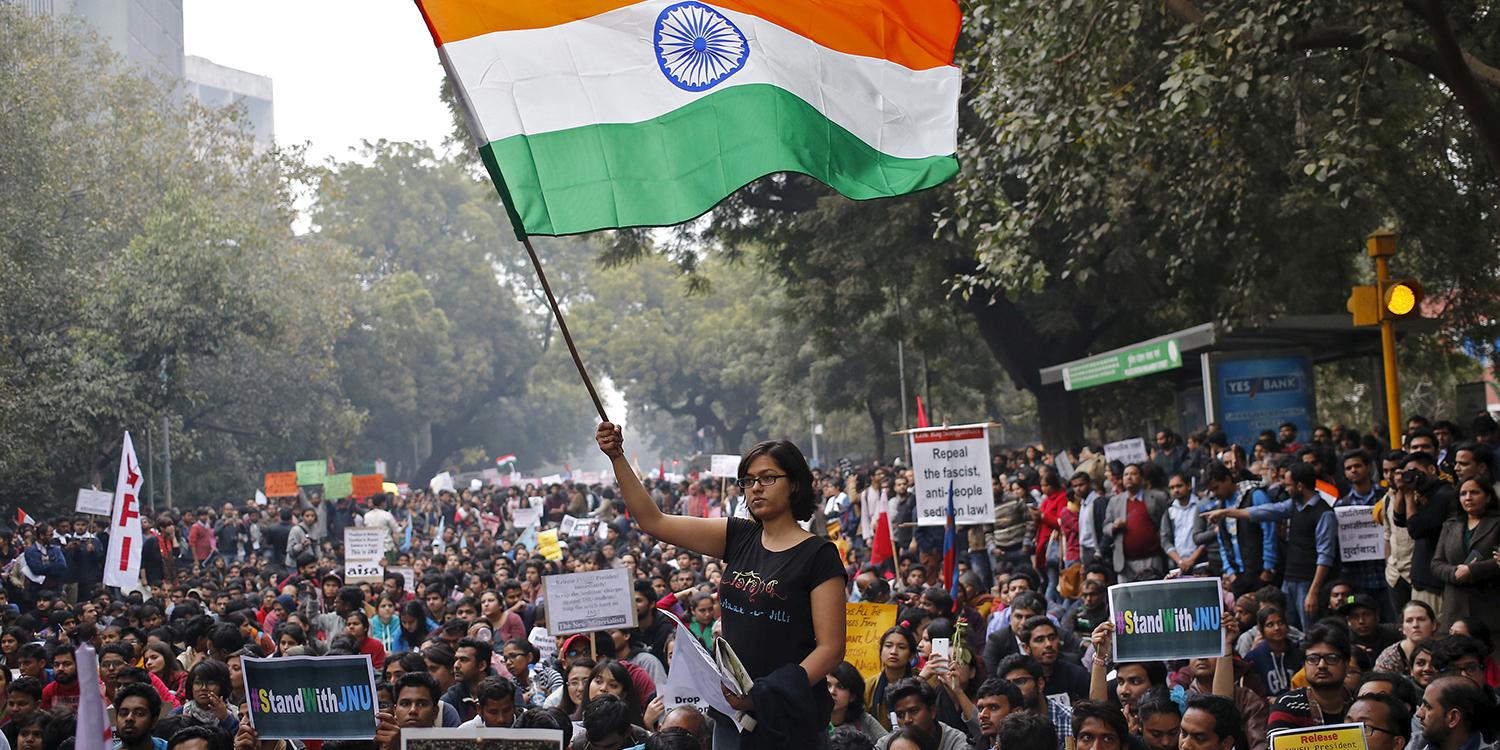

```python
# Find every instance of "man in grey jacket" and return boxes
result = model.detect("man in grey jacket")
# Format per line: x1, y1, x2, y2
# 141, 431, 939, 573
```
1102, 464, 1170, 582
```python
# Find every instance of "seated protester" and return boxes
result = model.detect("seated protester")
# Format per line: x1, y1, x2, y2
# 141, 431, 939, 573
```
571, 694, 649, 750
982, 591, 1046, 675
160, 659, 239, 738
39, 644, 79, 711
995, 654, 1071, 750
1019, 615, 1089, 702
609, 628, 667, 690
516, 706, 574, 748
343, 611, 387, 670
1447, 619, 1500, 688
114, 682, 168, 750
1086, 621, 1169, 729
1346, 692, 1412, 750
500, 638, 563, 708
13, 707, 54, 750
1069, 699, 1129, 750
1065, 580, 1110, 640
2, 677, 43, 748
584, 660, 648, 730
868, 627, 919, 732
646, 727, 700, 750
164, 725, 231, 750
442, 638, 493, 723
420, 644, 464, 727
872, 678, 968, 750
1339, 594, 1401, 661
1430, 634, 1490, 689
917, 620, 982, 737
15, 645, 48, 688
1416, 676, 1495, 750
1180, 694, 1249, 750
459, 676, 517, 729
1410, 640, 1440, 693
1268, 622, 1355, 730
1244, 607, 1304, 697
828, 661, 887, 741
830, 725, 878, 750
1177, 622, 1268, 750
995, 712, 1057, 750
393, 671, 444, 733
883, 726, 938, 750
1136, 698, 1181, 750
1236, 588, 1304, 658
974, 678, 1024, 750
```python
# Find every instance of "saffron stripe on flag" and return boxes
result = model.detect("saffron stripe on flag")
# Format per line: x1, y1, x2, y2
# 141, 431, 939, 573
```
438, 0, 961, 156
415, 0, 960, 72
479, 83, 959, 236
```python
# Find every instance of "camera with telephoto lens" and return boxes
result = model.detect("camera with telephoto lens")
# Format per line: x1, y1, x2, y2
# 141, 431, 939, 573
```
1401, 467, 1428, 489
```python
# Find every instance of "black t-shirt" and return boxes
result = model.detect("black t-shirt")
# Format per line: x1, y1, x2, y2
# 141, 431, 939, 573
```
719, 518, 846, 680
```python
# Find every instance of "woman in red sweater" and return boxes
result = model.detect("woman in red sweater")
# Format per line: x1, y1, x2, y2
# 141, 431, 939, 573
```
1032, 472, 1070, 602
343, 611, 387, 669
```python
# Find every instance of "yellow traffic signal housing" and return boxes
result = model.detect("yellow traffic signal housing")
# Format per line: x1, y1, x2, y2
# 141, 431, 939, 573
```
1347, 285, 1380, 327
1382, 279, 1424, 320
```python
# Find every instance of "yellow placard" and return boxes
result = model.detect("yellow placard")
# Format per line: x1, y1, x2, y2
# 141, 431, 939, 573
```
538, 528, 563, 562
845, 602, 899, 681
1267, 724, 1368, 750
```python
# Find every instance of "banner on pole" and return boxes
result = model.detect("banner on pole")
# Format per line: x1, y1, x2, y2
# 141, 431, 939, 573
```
242, 655, 378, 740
264, 472, 299, 498
909, 426, 993, 526
845, 602, 899, 680
1108, 577, 1225, 662
295, 460, 328, 486
104, 431, 143, 591
708, 454, 739, 478
543, 568, 637, 635
1334, 505, 1386, 562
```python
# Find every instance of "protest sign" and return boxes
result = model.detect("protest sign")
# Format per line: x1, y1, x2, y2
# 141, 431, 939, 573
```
400, 727, 565, 749
344, 528, 386, 584
351, 474, 384, 498
909, 426, 993, 526
242, 655, 378, 740
661, 613, 739, 722
388, 566, 416, 593
512, 507, 541, 529
1054, 451, 1075, 481
295, 460, 327, 486
75, 488, 113, 516
1104, 438, 1149, 465
255, 490, 268, 506
845, 602, 898, 679
429, 472, 455, 494
1267, 723, 1368, 750
560, 515, 596, 539
382, 482, 399, 495
528, 626, 557, 664
265, 472, 299, 498
1334, 505, 1386, 562
543, 568, 636, 635
537, 529, 562, 562
324, 473, 354, 500
1109, 577, 1225, 662
708, 454, 739, 478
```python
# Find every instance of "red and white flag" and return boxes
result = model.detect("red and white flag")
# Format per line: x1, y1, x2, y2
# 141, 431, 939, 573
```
104, 431, 143, 591
15, 509, 34, 527
1316, 479, 1339, 507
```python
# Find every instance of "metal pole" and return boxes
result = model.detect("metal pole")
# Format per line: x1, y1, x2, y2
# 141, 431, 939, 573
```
809, 404, 820, 466
1376, 254, 1403, 449
162, 415, 173, 509
146, 424, 156, 516
898, 340, 911, 465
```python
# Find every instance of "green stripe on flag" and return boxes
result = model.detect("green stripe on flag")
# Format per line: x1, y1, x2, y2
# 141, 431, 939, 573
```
479, 83, 959, 238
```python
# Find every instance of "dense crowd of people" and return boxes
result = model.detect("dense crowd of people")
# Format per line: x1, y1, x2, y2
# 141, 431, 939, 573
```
8, 411, 1500, 750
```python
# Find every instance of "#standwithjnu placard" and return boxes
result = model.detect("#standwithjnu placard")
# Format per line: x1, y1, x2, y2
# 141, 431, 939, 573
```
1108, 578, 1226, 662
242, 655, 378, 740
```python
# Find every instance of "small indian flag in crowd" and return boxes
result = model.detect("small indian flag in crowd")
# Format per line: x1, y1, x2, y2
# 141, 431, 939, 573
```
1316, 479, 1339, 506
412, 0, 962, 237
15, 509, 35, 527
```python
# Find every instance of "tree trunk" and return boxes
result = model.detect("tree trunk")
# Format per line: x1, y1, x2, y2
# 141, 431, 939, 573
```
413, 422, 462, 487
867, 397, 887, 461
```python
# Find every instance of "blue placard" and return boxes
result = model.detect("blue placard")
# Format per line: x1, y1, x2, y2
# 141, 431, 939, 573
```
1214, 355, 1315, 450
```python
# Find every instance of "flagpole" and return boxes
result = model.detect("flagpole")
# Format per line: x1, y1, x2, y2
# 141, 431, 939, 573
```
520, 235, 610, 422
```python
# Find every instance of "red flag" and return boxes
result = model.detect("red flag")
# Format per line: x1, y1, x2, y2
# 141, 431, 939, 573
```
916, 396, 929, 428
15, 509, 34, 527
870, 511, 895, 569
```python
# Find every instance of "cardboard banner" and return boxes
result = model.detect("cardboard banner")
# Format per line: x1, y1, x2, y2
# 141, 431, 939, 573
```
323, 473, 354, 500
295, 460, 327, 486
265, 472, 299, 498
75, 488, 114, 516
1108, 577, 1225, 662
537, 529, 562, 562
242, 655, 378, 740
1334, 505, 1386, 562
344, 528, 386, 584
400, 727, 565, 749
1267, 723, 1368, 750
1104, 438, 1149, 465
909, 426, 994, 526
543, 568, 637, 635
845, 602, 899, 680
351, 474, 385, 498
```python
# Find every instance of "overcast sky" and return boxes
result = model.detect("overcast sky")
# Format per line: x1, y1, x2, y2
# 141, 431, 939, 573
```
183, 0, 456, 165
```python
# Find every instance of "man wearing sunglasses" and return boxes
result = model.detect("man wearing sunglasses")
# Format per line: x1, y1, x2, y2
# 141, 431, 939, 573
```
1268, 623, 1355, 730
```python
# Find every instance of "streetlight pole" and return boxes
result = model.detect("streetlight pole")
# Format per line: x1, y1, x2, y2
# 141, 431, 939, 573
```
898, 340, 911, 465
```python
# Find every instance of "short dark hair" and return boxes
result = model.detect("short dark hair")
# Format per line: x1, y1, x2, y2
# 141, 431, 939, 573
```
8, 677, 41, 701
166, 725, 229, 750
1185, 695, 1247, 749
396, 671, 441, 704
475, 676, 515, 706
1432, 676, 1490, 734
115, 682, 163, 723
1303, 622, 1353, 661
456, 637, 493, 665
582, 694, 633, 742
423, 643, 455, 668
884, 726, 938, 750
1137, 697, 1180, 724
1009, 591, 1046, 617
828, 725, 877, 750
1115, 660, 1168, 687
996, 712, 1056, 749
1352, 692, 1412, 741
886, 677, 935, 709
645, 727, 700, 750
738, 441, 817, 522
1019, 615, 1056, 644
996, 654, 1043, 682
1359, 672, 1421, 712
1433, 634, 1490, 673
186, 659, 232, 699
1071, 700, 1128, 742
976, 676, 1023, 708
516, 706, 573, 747
1287, 462, 1317, 490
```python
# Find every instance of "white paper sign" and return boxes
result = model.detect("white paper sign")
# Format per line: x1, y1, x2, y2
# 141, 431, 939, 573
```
909, 426, 994, 526
708, 454, 739, 478
429, 472, 455, 494
1334, 505, 1386, 562
528, 626, 557, 664
388, 566, 416, 593
512, 507, 542, 530
560, 516, 596, 539
543, 568, 638, 635
255, 490, 268, 506
75, 488, 114, 516
1104, 438, 1150, 465
1055, 451, 1075, 481
343, 528, 386, 583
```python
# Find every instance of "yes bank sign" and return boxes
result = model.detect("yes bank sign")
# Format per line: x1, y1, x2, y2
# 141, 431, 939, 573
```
1214, 355, 1315, 450
1222, 374, 1304, 397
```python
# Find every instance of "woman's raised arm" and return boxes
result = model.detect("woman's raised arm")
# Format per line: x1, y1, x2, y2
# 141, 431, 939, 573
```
597, 422, 727, 558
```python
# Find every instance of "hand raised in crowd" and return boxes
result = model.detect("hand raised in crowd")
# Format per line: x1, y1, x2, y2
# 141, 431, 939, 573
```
644, 695, 667, 729
232, 722, 280, 750
919, 651, 950, 682
1090, 619, 1115, 662
595, 422, 625, 459
374, 709, 400, 750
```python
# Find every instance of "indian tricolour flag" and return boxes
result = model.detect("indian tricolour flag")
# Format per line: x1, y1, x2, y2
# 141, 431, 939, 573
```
413, 0, 962, 238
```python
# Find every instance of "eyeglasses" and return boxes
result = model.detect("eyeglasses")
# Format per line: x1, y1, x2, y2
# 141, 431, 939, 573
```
735, 475, 786, 489
1445, 661, 1485, 676
1305, 653, 1347, 666
1362, 724, 1398, 739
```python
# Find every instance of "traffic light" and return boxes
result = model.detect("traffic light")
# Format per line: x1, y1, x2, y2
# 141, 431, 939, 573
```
1382, 279, 1424, 319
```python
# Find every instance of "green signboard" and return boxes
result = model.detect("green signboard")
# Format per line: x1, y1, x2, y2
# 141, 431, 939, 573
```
323, 472, 353, 500
295, 460, 327, 486
1062, 339, 1182, 392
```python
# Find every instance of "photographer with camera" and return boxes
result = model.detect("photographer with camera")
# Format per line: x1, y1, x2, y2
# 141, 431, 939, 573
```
1392, 451, 1456, 618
